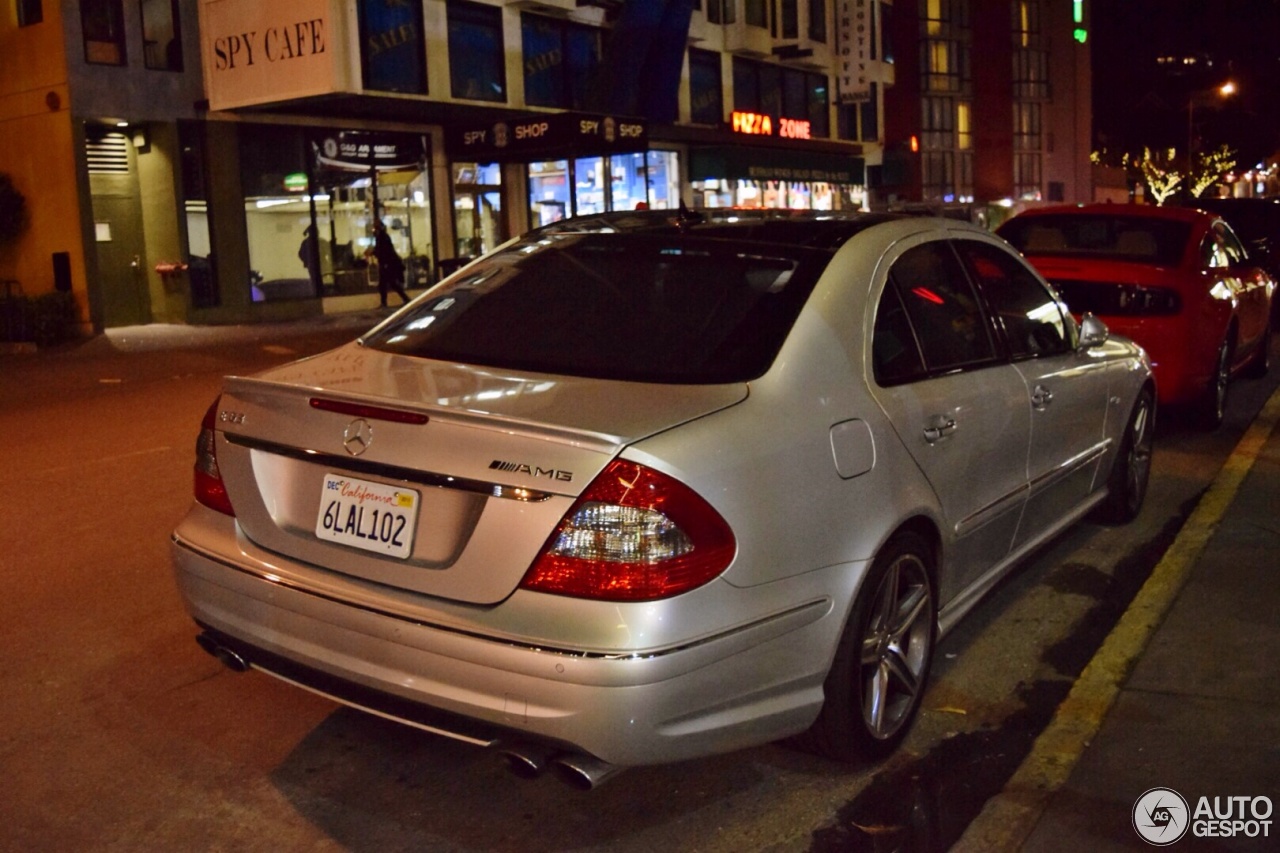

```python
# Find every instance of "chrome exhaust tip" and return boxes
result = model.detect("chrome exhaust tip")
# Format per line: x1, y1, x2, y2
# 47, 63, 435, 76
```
195, 632, 249, 673
550, 753, 624, 790
500, 743, 555, 779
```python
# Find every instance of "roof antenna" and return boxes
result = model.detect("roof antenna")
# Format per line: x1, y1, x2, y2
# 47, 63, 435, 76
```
675, 200, 703, 231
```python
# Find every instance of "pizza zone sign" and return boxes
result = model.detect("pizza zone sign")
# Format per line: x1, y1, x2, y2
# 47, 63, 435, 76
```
731, 111, 812, 140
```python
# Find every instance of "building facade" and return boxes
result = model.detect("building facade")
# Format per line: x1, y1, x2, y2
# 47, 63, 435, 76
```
2, 0, 1092, 332
877, 0, 1092, 218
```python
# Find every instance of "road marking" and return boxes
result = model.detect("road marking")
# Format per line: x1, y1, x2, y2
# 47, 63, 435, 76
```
34, 445, 173, 477
953, 386, 1280, 852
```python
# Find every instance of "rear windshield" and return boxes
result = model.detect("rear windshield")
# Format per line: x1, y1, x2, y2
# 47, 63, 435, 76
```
1001, 214, 1191, 266
361, 233, 829, 383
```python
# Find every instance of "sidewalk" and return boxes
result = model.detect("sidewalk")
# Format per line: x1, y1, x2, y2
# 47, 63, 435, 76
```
957, 388, 1280, 851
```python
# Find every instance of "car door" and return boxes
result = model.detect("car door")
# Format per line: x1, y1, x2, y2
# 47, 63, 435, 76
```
868, 236, 1031, 605
953, 238, 1114, 551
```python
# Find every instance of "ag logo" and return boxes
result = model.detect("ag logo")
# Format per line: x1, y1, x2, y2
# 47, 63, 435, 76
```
1134, 787, 1190, 845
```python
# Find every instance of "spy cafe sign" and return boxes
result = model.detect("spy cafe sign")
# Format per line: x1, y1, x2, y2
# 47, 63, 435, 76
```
731, 111, 812, 140
200, 0, 340, 110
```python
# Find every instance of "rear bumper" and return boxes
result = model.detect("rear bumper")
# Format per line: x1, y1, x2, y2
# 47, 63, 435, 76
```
169, 512, 854, 767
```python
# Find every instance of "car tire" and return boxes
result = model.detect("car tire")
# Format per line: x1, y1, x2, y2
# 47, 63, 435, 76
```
795, 531, 936, 762
1243, 323, 1271, 379
1093, 387, 1154, 525
1200, 337, 1232, 429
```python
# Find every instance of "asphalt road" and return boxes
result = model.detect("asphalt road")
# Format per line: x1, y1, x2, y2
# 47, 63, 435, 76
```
1, 321, 1273, 852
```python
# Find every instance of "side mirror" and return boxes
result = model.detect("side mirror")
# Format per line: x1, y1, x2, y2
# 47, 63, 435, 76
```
1077, 312, 1109, 350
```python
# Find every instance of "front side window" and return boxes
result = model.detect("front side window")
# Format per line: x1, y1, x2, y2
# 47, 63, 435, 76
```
955, 240, 1071, 359
82, 0, 127, 65
448, 0, 506, 102
881, 241, 996, 376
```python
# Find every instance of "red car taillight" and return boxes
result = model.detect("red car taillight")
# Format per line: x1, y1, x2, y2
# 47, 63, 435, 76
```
520, 459, 736, 601
194, 397, 235, 516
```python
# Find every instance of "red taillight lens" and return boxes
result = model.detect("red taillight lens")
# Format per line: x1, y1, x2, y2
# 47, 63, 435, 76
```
194, 397, 235, 516
520, 460, 736, 601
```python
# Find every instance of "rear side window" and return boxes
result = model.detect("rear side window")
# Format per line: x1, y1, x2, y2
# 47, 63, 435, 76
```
362, 234, 826, 383
873, 241, 997, 384
955, 240, 1073, 359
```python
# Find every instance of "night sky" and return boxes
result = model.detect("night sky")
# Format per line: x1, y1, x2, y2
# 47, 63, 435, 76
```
1091, 0, 1280, 168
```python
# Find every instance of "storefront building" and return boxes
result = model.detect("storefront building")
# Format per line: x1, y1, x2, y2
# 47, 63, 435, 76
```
3, 0, 884, 331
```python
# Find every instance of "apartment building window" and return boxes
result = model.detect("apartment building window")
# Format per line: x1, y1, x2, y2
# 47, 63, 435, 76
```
18, 0, 43, 26
837, 84, 877, 142
922, 0, 969, 35
82, 0, 127, 65
778, 0, 798, 38
359, 0, 427, 93
808, 0, 826, 42
522, 14, 602, 109
448, 0, 506, 102
746, 0, 768, 28
707, 0, 736, 24
1013, 0, 1040, 47
1013, 47, 1048, 99
1013, 101, 1042, 198
689, 49, 724, 125
140, 0, 182, 71
734, 58, 827, 136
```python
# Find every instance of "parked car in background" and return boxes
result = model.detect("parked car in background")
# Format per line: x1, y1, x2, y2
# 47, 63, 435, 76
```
171, 210, 1153, 788
999, 203, 1273, 427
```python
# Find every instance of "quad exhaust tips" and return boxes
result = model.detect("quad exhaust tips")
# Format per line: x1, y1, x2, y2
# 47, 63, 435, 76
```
501, 742, 624, 789
195, 632, 249, 673
194, 632, 624, 789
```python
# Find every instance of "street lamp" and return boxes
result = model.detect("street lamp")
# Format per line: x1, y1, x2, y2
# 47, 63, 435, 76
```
1188, 81, 1237, 170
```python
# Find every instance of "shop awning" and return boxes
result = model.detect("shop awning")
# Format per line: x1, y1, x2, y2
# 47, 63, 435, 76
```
690, 146, 864, 185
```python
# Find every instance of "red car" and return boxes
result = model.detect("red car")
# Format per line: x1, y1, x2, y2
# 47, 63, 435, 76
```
999, 204, 1274, 427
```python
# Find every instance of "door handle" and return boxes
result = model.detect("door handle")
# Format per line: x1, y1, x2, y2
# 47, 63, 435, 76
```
1032, 385, 1054, 409
923, 414, 957, 443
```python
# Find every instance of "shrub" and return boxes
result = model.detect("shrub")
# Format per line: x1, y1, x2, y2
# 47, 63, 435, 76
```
0, 173, 27, 245
0, 291, 78, 346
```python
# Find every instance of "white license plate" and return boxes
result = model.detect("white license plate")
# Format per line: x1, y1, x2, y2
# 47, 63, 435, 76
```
315, 474, 419, 559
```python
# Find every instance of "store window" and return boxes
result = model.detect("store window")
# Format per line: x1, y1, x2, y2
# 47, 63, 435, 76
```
140, 0, 181, 70
689, 49, 723, 126
449, 0, 506, 102
453, 162, 503, 259
82, 0, 127, 65
178, 121, 217, 309
18, 0, 43, 26
528, 150, 674, 226
522, 14, 602, 109
359, 0, 427, 94
240, 126, 435, 302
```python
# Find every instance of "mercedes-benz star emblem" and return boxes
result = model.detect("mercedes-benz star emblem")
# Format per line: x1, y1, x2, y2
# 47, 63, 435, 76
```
342, 418, 373, 456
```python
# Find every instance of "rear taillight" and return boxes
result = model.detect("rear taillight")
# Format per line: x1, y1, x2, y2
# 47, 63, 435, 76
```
520, 460, 736, 601
194, 397, 235, 516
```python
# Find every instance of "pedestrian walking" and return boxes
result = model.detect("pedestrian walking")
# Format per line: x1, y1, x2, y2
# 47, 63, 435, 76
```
372, 219, 410, 307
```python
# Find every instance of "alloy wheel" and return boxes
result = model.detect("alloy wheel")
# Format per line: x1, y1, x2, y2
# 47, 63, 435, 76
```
859, 553, 933, 740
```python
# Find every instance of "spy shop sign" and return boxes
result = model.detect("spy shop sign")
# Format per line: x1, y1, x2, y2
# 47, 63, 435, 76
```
449, 113, 647, 160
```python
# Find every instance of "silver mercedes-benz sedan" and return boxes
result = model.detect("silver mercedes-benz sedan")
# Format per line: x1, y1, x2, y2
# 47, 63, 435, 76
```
171, 210, 1154, 788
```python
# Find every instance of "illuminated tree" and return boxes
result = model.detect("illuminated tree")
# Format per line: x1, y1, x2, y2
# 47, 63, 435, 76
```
1188, 144, 1237, 198
1139, 148, 1184, 205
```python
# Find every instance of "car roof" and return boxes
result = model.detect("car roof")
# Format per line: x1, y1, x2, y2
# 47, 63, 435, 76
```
1006, 203, 1211, 224
525, 209, 912, 252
